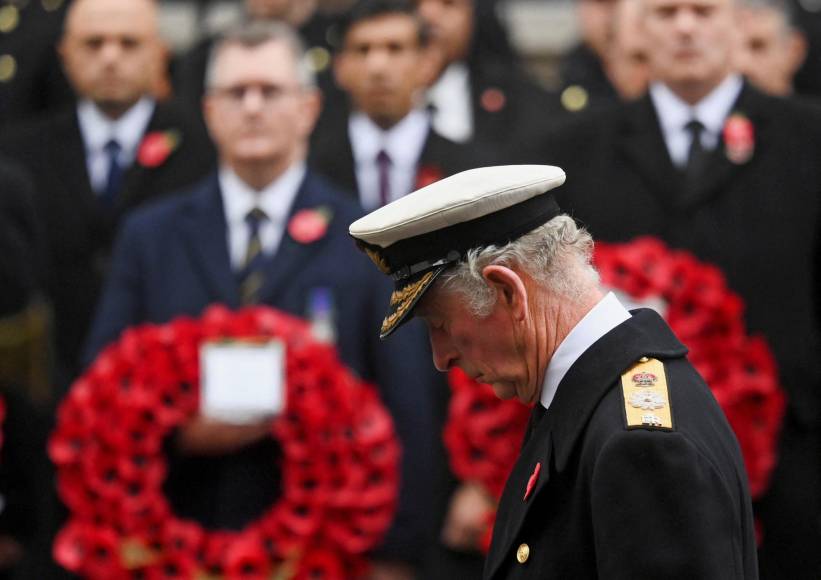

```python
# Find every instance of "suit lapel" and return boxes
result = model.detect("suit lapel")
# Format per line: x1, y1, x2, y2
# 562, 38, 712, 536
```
178, 175, 239, 307
616, 98, 682, 212
255, 172, 335, 304
484, 414, 554, 579
54, 110, 99, 216
118, 102, 181, 210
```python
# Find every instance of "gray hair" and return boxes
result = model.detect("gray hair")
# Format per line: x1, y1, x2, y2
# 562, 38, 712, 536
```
437, 215, 600, 317
204, 21, 317, 90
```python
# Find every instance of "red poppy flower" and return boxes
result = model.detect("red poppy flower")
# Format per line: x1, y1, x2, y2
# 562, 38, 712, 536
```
137, 130, 180, 168
288, 207, 331, 244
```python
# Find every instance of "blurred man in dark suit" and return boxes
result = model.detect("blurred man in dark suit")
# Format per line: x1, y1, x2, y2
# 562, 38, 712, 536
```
0, 0, 73, 127
85, 21, 439, 580
538, 0, 821, 576
557, 0, 620, 114
311, 0, 479, 209
735, 0, 807, 96
0, 0, 215, 385
413, 0, 560, 160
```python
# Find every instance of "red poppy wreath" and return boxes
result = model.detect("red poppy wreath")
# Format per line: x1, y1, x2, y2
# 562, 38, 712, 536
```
445, 237, 786, 551
49, 305, 400, 579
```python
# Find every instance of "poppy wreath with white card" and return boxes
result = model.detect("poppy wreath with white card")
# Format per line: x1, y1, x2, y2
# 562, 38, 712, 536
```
49, 305, 400, 579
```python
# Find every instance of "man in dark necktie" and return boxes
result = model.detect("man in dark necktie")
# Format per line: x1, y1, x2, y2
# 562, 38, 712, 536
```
0, 0, 214, 383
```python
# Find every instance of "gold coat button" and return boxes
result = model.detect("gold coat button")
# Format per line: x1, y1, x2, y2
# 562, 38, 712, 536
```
516, 543, 530, 564
0, 54, 16, 83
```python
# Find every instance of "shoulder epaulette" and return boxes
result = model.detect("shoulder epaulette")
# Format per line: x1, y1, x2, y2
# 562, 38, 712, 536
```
620, 357, 673, 431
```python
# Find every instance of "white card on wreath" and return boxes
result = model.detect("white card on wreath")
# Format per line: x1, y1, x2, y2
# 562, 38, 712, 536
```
200, 339, 286, 424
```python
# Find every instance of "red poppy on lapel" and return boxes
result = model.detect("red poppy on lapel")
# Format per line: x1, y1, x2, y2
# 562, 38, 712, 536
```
524, 462, 541, 501
137, 129, 181, 168
481, 87, 506, 113
415, 164, 444, 189
288, 206, 333, 244
723, 113, 754, 165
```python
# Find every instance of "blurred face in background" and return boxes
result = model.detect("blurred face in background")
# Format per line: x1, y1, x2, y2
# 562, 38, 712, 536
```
734, 5, 806, 95
59, 0, 163, 119
641, 0, 738, 104
416, 0, 474, 64
605, 0, 651, 99
203, 39, 320, 186
579, 0, 619, 58
335, 13, 436, 128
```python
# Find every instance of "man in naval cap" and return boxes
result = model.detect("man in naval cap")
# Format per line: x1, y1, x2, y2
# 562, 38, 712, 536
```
349, 165, 758, 579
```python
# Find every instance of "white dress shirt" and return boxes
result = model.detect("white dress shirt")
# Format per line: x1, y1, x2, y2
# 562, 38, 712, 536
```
76, 97, 156, 193
219, 162, 306, 271
649, 74, 744, 169
426, 62, 473, 143
538, 292, 632, 411
348, 109, 430, 211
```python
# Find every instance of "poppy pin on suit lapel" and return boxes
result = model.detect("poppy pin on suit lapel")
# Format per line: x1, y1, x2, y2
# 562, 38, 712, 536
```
524, 462, 541, 501
723, 113, 754, 164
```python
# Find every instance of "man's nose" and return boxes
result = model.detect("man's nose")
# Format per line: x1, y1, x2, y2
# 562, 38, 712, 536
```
673, 8, 698, 34
429, 332, 457, 372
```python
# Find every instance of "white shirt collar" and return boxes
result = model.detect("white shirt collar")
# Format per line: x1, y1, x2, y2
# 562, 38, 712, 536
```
348, 108, 430, 168
218, 162, 307, 268
539, 292, 631, 411
219, 162, 307, 228
649, 74, 743, 167
426, 62, 473, 143
77, 97, 156, 163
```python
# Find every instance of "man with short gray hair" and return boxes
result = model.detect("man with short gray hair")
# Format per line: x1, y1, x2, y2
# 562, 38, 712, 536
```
351, 165, 758, 579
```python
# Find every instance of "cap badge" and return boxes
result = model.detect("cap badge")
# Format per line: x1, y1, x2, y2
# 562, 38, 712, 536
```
363, 246, 391, 275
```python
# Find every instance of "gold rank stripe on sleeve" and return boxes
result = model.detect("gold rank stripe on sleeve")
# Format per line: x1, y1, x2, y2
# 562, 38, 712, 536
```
620, 357, 673, 431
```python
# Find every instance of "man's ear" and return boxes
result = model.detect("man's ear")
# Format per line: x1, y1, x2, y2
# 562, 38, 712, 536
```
482, 265, 528, 321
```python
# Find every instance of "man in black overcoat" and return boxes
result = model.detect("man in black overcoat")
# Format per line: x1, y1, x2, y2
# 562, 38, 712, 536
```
533, 0, 821, 576
0, 0, 215, 384
349, 164, 758, 579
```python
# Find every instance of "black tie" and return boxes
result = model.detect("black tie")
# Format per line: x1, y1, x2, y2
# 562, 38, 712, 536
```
100, 139, 124, 208
237, 207, 269, 305
376, 150, 392, 207
682, 120, 709, 201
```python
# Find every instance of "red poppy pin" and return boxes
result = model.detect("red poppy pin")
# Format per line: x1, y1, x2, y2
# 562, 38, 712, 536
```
481, 87, 507, 113
723, 113, 754, 165
415, 164, 444, 189
524, 462, 541, 501
288, 206, 333, 244
137, 129, 181, 168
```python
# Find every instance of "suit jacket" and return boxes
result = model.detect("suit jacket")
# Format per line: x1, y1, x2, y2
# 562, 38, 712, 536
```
485, 309, 758, 580
83, 170, 440, 564
0, 101, 216, 381
535, 83, 821, 579
309, 107, 482, 199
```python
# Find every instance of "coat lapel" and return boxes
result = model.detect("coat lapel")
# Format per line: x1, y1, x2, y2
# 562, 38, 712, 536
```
178, 174, 239, 307
118, 102, 181, 210
255, 172, 336, 304
54, 110, 99, 216
616, 98, 682, 213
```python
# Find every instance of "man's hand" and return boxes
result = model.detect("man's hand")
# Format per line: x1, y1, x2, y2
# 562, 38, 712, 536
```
362, 559, 416, 580
441, 481, 496, 552
175, 415, 272, 456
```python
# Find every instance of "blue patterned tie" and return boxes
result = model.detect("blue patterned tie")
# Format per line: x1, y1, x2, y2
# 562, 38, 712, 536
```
238, 207, 269, 305
100, 139, 124, 208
